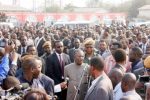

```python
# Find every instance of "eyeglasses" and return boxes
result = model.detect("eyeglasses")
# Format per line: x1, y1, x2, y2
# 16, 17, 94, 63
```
56, 46, 63, 48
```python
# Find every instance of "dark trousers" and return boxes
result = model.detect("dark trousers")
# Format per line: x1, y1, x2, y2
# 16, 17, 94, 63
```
55, 89, 67, 100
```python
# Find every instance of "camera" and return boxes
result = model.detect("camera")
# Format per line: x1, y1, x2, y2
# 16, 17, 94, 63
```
0, 39, 6, 47
139, 75, 150, 83
0, 39, 13, 47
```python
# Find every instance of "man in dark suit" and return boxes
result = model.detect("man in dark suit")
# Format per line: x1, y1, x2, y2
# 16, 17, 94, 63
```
84, 57, 113, 100
68, 38, 80, 62
139, 35, 149, 55
46, 40, 71, 100
17, 35, 28, 55
129, 47, 143, 72
35, 30, 46, 57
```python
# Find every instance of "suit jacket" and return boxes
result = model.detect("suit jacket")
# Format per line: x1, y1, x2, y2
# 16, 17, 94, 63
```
84, 73, 113, 100
37, 38, 45, 57
68, 48, 76, 62
64, 63, 90, 100
46, 52, 71, 85
17, 46, 27, 55
112, 63, 126, 74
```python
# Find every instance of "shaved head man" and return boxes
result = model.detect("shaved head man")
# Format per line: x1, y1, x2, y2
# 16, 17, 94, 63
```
64, 49, 89, 100
108, 68, 124, 88
108, 68, 124, 100
121, 73, 142, 100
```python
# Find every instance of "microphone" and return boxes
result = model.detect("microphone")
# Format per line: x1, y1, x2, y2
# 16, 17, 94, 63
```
65, 77, 69, 86
18, 83, 30, 90
65, 77, 69, 82
6, 83, 30, 92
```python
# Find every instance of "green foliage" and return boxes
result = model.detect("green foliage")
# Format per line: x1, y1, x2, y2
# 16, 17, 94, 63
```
64, 3, 75, 12
128, 0, 147, 17
46, 5, 62, 13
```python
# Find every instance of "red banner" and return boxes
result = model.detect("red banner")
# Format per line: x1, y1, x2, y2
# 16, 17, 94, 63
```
5, 12, 126, 23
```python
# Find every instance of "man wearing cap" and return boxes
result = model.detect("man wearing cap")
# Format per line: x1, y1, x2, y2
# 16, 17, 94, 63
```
83, 38, 100, 65
41, 41, 52, 60
41, 41, 52, 74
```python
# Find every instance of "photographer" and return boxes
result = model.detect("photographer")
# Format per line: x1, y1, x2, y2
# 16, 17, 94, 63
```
135, 56, 150, 99
0, 41, 15, 84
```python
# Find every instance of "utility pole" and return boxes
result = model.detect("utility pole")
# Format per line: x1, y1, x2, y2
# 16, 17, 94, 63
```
60, 0, 62, 9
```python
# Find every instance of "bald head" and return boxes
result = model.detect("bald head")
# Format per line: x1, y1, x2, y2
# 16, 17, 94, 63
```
74, 49, 84, 65
121, 73, 137, 92
108, 68, 124, 88
74, 49, 84, 56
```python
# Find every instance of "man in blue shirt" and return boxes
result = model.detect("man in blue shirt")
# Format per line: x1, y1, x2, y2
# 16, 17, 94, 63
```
0, 43, 18, 85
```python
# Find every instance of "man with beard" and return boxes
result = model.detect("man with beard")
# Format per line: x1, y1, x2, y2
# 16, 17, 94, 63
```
46, 40, 71, 100
129, 47, 143, 72
64, 49, 89, 100
18, 55, 54, 96
97, 39, 110, 59
17, 35, 27, 55
68, 38, 81, 62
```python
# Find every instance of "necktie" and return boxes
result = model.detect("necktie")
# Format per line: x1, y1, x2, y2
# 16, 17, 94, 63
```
22, 47, 25, 54
59, 54, 64, 76
143, 44, 145, 54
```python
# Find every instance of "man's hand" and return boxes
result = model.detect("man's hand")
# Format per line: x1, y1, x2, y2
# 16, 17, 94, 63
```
5, 42, 15, 54
60, 82, 67, 89
10, 52, 19, 62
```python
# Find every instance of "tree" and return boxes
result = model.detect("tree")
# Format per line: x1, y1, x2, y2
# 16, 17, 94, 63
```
46, 5, 62, 13
110, 0, 132, 13
64, 3, 75, 12
129, 0, 147, 17
86, 0, 100, 7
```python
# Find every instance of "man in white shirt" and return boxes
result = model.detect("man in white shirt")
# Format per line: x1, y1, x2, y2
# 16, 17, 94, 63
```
108, 68, 124, 100
35, 30, 45, 56
121, 73, 142, 100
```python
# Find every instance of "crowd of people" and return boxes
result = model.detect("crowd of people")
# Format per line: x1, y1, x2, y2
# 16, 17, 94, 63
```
0, 19, 150, 100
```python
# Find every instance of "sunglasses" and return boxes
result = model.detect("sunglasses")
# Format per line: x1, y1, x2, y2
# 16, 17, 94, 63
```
86, 46, 93, 48
56, 46, 63, 48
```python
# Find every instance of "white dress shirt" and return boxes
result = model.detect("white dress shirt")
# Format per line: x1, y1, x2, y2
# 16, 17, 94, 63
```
21, 46, 27, 55
113, 82, 123, 100
56, 52, 63, 62
54, 52, 63, 93
122, 90, 142, 100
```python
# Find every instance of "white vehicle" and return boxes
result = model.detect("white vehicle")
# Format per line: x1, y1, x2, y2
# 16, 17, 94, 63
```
0, 22, 14, 28
52, 21, 95, 29
6, 16, 19, 27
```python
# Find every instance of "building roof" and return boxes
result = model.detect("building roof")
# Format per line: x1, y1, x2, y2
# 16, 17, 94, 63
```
139, 5, 150, 10
0, 5, 30, 12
